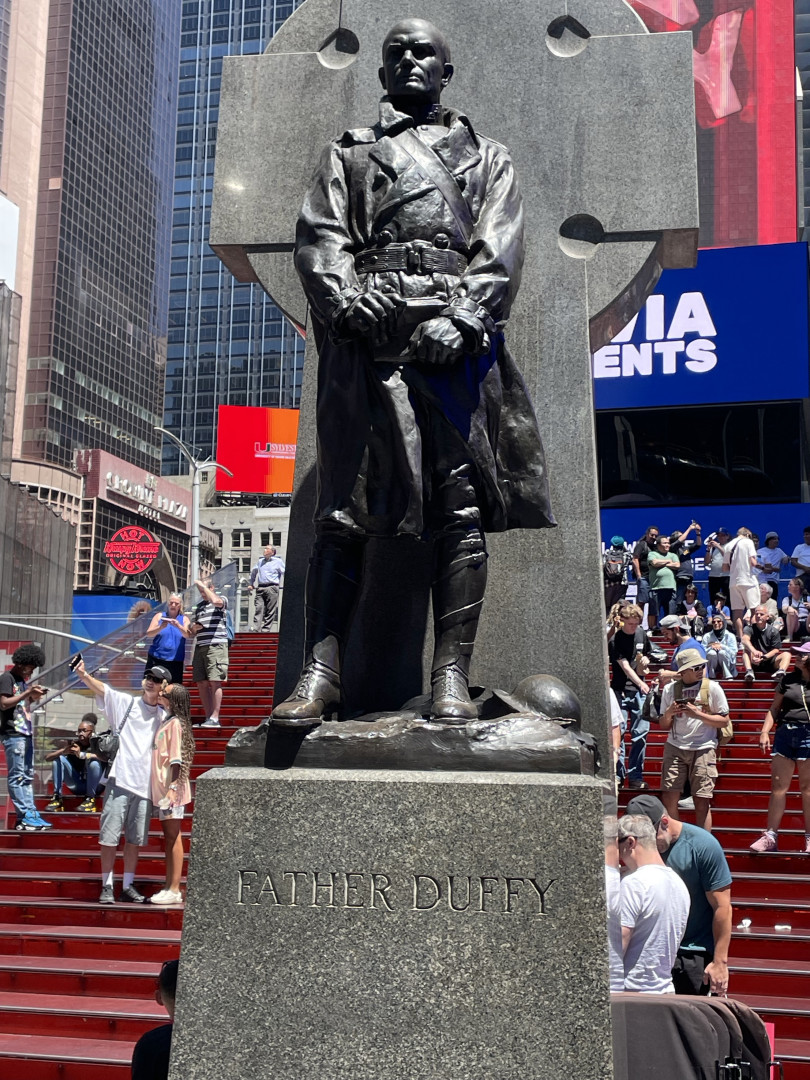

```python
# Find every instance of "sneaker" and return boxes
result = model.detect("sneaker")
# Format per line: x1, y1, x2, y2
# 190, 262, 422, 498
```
14, 817, 39, 832
678, 796, 696, 811
119, 884, 146, 903
99, 885, 116, 905
150, 889, 183, 906
771, 671, 784, 680
750, 831, 778, 853
29, 812, 52, 830
45, 796, 64, 812
804, 836, 810, 855
77, 796, 98, 813
200, 717, 221, 728
627, 780, 649, 791
744, 670, 755, 683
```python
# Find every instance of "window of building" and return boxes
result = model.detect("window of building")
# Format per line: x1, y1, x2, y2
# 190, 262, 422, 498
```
231, 529, 252, 548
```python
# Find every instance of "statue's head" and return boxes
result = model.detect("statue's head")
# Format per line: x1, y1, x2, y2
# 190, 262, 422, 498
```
379, 19, 453, 104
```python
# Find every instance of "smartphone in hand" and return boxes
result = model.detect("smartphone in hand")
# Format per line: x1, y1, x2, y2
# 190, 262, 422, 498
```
68, 653, 83, 671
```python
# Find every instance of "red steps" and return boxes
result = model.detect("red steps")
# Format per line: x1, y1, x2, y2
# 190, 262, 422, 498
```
0, 632, 276, 1079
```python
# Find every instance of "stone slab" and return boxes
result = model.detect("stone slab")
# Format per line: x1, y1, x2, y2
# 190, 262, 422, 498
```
170, 767, 613, 1080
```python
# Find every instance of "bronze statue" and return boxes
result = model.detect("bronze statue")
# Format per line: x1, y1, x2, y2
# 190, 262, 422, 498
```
272, 18, 555, 728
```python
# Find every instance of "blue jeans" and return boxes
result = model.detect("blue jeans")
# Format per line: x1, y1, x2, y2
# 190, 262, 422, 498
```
2, 734, 36, 820
52, 756, 103, 798
616, 688, 650, 784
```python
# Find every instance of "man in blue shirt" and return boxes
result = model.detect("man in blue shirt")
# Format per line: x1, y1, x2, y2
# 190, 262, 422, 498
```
249, 545, 285, 633
626, 793, 732, 998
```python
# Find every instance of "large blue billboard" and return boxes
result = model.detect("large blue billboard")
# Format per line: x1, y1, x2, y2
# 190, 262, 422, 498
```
592, 243, 810, 410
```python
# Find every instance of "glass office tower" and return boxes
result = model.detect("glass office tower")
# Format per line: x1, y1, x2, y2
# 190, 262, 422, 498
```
162, 0, 305, 475
21, 0, 180, 472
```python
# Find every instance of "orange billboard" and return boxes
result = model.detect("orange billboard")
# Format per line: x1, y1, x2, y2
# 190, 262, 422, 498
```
215, 406, 299, 494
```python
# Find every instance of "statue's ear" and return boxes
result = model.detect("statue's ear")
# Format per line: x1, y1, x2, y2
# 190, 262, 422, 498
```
441, 63, 454, 88
378, 66, 386, 91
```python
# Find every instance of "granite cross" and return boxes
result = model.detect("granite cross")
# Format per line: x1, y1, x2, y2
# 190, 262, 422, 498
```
209, 0, 698, 765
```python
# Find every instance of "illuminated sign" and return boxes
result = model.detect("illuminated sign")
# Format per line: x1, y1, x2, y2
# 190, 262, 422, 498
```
592, 243, 810, 410
216, 406, 299, 494
104, 527, 161, 575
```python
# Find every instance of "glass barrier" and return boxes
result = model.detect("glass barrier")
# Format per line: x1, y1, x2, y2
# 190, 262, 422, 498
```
27, 563, 238, 799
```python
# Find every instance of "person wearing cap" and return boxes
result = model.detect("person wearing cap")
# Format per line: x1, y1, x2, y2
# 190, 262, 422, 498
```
617, 815, 690, 993
755, 533, 789, 601
741, 606, 791, 684
706, 527, 731, 609
625, 793, 733, 997
658, 648, 730, 831
656, 615, 706, 686
710, 592, 731, 620
603, 535, 632, 613
75, 660, 169, 904
700, 612, 739, 681
750, 641, 810, 854
789, 527, 810, 588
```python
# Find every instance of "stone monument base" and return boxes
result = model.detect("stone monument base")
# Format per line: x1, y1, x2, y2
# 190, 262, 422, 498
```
169, 767, 613, 1080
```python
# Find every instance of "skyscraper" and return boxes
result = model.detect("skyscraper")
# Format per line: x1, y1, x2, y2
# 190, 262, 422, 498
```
19, 0, 180, 473
162, 0, 304, 477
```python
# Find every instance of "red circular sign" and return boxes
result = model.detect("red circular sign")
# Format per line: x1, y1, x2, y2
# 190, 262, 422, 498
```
104, 527, 161, 576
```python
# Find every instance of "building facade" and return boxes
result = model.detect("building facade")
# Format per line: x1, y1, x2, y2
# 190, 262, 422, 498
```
162, 0, 304, 476
18, 0, 181, 473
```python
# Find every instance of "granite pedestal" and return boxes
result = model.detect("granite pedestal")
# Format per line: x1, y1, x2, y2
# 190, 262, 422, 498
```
170, 767, 613, 1080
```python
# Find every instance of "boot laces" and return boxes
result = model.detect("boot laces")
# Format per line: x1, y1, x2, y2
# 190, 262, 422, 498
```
434, 664, 469, 701
293, 660, 337, 700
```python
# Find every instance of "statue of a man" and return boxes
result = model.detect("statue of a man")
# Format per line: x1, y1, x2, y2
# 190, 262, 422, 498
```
272, 18, 555, 727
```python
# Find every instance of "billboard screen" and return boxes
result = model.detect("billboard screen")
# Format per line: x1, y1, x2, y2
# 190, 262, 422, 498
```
592, 242, 809, 410
216, 406, 299, 494
629, 0, 796, 247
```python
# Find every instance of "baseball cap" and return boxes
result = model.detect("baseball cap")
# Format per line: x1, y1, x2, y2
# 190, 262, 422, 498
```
145, 664, 172, 682
611, 535, 625, 547
675, 648, 706, 672
659, 614, 685, 631
765, 532, 779, 542
625, 794, 667, 829
717, 526, 730, 535
792, 642, 810, 655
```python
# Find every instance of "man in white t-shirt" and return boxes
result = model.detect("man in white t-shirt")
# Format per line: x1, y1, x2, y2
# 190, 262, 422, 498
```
658, 648, 729, 831
725, 527, 758, 642
790, 526, 810, 588
618, 814, 690, 994
77, 660, 169, 904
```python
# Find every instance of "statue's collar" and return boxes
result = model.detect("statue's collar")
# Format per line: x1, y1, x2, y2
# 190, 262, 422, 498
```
378, 98, 479, 146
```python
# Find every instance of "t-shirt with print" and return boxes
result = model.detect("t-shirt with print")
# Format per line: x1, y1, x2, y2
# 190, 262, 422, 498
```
100, 686, 163, 800
727, 536, 757, 588
743, 622, 782, 655
660, 678, 729, 750
620, 863, 690, 993
0, 671, 32, 737
193, 596, 229, 647
663, 821, 732, 954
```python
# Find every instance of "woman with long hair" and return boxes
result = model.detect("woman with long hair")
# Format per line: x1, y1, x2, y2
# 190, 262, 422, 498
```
149, 683, 195, 904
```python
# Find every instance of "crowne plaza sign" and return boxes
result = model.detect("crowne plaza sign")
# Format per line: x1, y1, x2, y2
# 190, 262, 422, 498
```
75, 449, 191, 533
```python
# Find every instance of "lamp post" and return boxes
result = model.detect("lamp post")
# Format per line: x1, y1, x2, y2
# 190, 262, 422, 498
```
154, 427, 233, 587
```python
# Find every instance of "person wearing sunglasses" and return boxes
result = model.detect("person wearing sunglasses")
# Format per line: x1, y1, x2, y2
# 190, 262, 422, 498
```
75, 660, 170, 904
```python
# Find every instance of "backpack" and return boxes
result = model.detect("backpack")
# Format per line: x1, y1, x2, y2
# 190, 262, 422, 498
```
603, 549, 626, 584
672, 677, 733, 745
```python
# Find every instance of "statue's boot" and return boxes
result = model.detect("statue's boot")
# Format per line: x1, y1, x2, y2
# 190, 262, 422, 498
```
429, 523, 487, 724
271, 535, 364, 727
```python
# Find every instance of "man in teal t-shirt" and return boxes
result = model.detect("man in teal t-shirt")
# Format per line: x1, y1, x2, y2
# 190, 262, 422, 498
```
625, 794, 732, 997
648, 536, 680, 621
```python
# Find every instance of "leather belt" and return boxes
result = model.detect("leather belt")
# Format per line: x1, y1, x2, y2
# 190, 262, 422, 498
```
355, 244, 467, 276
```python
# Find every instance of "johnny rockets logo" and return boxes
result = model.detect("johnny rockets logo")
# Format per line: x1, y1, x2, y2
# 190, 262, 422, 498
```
104, 527, 161, 575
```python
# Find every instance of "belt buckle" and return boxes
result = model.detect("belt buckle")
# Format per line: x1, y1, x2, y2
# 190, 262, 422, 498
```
406, 246, 422, 274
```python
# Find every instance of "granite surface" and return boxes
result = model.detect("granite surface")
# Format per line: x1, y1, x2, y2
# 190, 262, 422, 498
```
224, 711, 596, 773
169, 767, 613, 1080
209, 0, 698, 776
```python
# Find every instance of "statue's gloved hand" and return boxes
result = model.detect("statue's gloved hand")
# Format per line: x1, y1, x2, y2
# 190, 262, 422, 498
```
341, 289, 404, 340
408, 317, 465, 365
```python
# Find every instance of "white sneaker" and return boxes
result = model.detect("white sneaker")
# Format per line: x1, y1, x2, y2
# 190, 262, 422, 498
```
150, 889, 183, 905
678, 796, 696, 811
200, 717, 221, 728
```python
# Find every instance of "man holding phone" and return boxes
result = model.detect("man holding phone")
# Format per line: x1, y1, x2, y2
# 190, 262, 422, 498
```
44, 714, 105, 812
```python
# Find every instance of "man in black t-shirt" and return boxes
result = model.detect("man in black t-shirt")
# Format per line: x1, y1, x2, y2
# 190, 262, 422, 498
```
131, 959, 177, 1080
631, 525, 660, 630
741, 607, 791, 683
608, 602, 652, 790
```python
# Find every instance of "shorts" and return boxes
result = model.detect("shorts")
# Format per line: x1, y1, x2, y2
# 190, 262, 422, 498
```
635, 578, 650, 605
661, 742, 718, 799
671, 951, 711, 996
753, 655, 777, 673
99, 781, 152, 847
773, 723, 810, 761
730, 583, 759, 611
192, 642, 229, 682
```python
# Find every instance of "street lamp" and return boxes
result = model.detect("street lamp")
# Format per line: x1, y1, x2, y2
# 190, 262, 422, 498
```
155, 426, 233, 587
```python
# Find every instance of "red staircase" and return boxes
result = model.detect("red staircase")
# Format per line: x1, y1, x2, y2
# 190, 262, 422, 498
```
619, 639, 810, 1078
0, 632, 277, 1078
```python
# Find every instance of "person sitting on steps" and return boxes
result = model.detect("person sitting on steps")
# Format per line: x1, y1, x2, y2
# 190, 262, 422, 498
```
44, 713, 105, 812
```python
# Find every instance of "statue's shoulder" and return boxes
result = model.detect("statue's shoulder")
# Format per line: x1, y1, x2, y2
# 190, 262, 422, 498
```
335, 125, 379, 148
474, 131, 513, 158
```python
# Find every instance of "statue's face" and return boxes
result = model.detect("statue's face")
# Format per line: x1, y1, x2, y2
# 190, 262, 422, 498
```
380, 24, 450, 102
